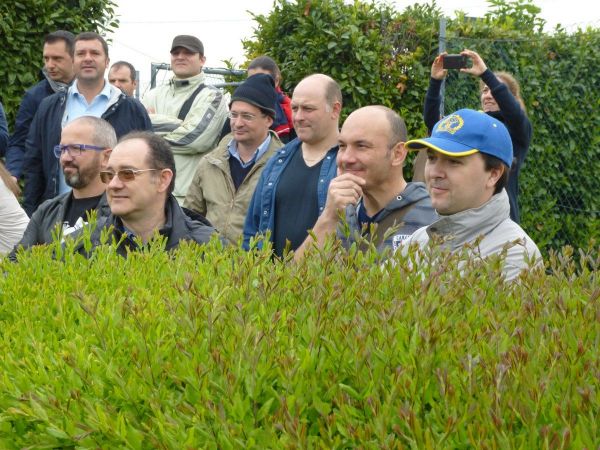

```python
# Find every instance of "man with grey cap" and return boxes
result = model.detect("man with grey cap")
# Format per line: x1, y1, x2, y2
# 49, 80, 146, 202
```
399, 108, 541, 281
184, 74, 283, 243
142, 34, 229, 204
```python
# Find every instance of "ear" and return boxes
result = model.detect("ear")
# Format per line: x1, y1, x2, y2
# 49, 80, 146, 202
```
485, 164, 504, 189
157, 168, 174, 193
330, 101, 342, 119
101, 148, 112, 166
390, 142, 408, 167
265, 115, 274, 128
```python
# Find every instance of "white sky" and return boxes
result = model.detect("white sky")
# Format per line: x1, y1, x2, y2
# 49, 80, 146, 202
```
107, 0, 598, 96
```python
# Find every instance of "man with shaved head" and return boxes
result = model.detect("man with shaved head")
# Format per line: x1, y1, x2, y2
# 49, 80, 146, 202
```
243, 73, 342, 256
295, 105, 437, 258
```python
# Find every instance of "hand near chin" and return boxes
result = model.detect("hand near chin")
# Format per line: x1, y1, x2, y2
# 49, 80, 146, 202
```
322, 172, 365, 220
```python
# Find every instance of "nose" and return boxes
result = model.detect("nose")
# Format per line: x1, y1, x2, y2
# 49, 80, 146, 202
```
107, 173, 124, 190
425, 157, 444, 180
339, 145, 357, 166
60, 149, 74, 164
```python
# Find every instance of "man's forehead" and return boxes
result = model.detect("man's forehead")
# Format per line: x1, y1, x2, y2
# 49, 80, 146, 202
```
109, 66, 130, 79
75, 39, 103, 51
230, 100, 261, 113
43, 41, 68, 54
108, 140, 148, 166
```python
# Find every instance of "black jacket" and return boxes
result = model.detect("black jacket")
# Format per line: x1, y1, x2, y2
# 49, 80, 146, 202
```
22, 88, 153, 216
75, 195, 220, 257
9, 192, 110, 261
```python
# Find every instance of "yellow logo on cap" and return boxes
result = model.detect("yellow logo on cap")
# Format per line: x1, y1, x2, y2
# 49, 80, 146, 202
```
436, 114, 464, 134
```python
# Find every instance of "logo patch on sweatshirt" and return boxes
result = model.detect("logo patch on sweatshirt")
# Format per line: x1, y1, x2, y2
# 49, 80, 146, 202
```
392, 234, 411, 250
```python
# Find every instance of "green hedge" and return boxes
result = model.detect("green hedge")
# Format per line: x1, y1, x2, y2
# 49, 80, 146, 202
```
0, 0, 117, 125
0, 238, 598, 447
243, 0, 600, 254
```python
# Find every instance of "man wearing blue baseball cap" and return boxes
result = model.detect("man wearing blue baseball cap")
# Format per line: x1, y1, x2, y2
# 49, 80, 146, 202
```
400, 108, 541, 281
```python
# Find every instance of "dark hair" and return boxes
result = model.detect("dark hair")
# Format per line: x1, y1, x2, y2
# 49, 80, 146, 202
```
372, 105, 407, 148
44, 30, 75, 57
74, 32, 109, 58
324, 77, 343, 108
481, 153, 510, 194
110, 61, 137, 81
118, 131, 176, 195
248, 56, 281, 83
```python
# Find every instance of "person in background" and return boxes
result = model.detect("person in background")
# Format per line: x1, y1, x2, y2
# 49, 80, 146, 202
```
23, 31, 152, 216
0, 162, 29, 255
243, 74, 341, 257
142, 35, 229, 204
5, 30, 76, 182
108, 61, 138, 97
0, 102, 8, 157
221, 55, 294, 143
422, 49, 531, 223
184, 74, 283, 243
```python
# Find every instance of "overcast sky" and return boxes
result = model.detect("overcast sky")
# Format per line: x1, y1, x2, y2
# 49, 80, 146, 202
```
107, 0, 599, 96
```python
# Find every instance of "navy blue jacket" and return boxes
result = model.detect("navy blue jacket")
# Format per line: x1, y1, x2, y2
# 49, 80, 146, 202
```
5, 78, 64, 177
23, 88, 153, 216
423, 70, 532, 223
0, 102, 8, 157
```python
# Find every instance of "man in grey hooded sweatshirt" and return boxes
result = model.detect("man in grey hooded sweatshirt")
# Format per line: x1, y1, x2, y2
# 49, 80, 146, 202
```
295, 105, 437, 259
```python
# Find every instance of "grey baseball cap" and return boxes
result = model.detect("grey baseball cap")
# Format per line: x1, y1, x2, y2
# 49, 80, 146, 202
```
170, 35, 204, 55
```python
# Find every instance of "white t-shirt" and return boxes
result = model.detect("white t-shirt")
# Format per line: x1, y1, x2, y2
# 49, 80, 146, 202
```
0, 180, 29, 255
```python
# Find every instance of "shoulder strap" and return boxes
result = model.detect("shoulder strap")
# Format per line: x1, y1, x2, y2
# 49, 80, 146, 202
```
177, 83, 206, 121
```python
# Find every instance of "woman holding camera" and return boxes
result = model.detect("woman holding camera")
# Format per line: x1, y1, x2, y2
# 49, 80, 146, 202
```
422, 49, 532, 224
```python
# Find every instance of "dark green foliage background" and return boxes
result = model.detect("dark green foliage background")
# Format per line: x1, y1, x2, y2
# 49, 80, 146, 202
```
244, 0, 600, 253
0, 0, 118, 124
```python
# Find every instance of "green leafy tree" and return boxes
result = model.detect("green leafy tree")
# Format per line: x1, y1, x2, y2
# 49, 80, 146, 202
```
244, 0, 599, 252
0, 0, 118, 124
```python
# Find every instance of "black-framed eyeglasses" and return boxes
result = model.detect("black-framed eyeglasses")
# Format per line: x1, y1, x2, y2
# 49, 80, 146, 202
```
227, 111, 265, 122
99, 168, 158, 184
53, 143, 105, 158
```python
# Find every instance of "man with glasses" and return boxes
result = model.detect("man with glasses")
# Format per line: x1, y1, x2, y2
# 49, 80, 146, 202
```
23, 31, 152, 216
76, 131, 217, 256
142, 35, 229, 204
10, 117, 114, 258
184, 74, 282, 243
294, 105, 437, 259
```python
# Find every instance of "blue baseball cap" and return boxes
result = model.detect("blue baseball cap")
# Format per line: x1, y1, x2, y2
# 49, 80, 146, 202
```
406, 109, 513, 167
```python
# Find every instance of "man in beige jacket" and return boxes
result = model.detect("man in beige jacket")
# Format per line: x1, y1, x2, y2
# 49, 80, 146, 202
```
184, 74, 282, 243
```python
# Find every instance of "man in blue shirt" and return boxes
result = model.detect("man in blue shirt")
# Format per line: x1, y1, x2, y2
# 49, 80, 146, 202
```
243, 74, 342, 256
23, 32, 152, 216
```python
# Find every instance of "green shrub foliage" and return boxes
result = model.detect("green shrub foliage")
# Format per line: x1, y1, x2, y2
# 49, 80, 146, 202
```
0, 240, 598, 447
0, 0, 118, 124
243, 0, 600, 253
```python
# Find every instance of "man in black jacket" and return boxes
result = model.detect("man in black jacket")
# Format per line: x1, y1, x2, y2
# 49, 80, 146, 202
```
10, 116, 115, 260
78, 131, 218, 257
23, 31, 152, 216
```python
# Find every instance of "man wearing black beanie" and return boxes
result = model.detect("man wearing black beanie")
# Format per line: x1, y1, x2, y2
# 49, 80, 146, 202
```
184, 74, 283, 243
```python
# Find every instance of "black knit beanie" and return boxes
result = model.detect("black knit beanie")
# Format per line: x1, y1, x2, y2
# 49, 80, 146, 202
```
230, 73, 277, 118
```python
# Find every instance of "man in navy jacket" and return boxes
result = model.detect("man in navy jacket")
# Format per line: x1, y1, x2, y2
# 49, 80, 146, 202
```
5, 31, 76, 181
23, 32, 152, 216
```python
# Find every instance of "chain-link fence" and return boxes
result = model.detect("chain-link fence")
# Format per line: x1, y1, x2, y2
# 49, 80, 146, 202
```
437, 30, 599, 252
